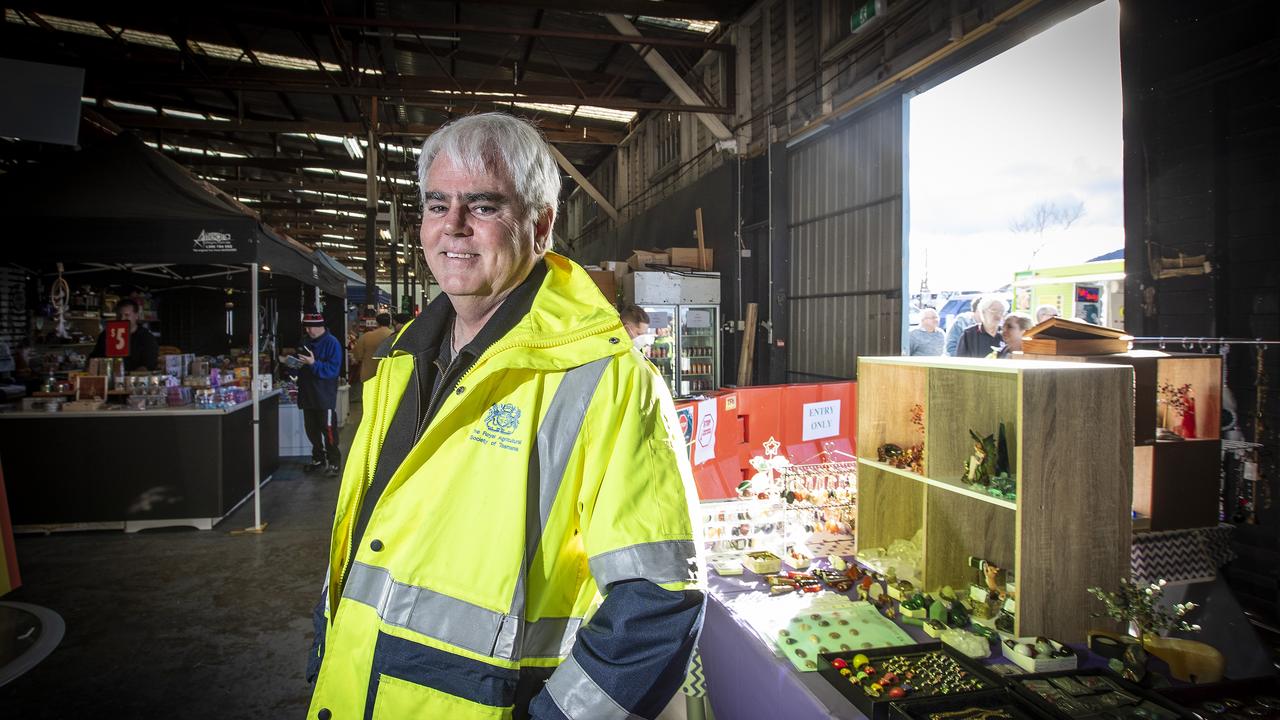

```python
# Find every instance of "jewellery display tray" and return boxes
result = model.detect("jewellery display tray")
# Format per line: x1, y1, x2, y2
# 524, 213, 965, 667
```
1156, 676, 1280, 720
818, 641, 1004, 720
1006, 668, 1196, 720
888, 688, 1054, 720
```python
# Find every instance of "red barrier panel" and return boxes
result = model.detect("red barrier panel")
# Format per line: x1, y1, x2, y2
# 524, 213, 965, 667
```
674, 381, 857, 501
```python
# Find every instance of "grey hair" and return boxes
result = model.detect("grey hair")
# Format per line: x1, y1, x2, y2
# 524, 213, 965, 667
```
1034, 304, 1060, 323
417, 113, 561, 228
977, 295, 1007, 316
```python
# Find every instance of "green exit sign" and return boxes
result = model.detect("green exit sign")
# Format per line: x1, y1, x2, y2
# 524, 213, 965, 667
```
850, 0, 880, 33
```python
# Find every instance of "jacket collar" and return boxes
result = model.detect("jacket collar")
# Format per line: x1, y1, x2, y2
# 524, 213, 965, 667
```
380, 252, 628, 371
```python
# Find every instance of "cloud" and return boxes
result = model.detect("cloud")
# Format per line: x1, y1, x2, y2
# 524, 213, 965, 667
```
907, 0, 1122, 292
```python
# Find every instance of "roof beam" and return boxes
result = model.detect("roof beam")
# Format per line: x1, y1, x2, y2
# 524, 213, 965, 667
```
172, 156, 416, 172
438, 0, 733, 21
547, 144, 618, 222
604, 14, 733, 141
107, 114, 626, 145
107, 76, 730, 114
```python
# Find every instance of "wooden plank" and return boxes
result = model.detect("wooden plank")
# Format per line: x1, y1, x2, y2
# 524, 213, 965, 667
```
695, 207, 709, 270
855, 360, 927, 464
737, 302, 758, 386
925, 369, 1018, 481
923, 486, 1016, 592
855, 461, 924, 556
1016, 366, 1132, 641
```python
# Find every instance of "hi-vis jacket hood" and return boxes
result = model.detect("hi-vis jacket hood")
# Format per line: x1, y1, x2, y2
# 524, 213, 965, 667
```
309, 251, 704, 720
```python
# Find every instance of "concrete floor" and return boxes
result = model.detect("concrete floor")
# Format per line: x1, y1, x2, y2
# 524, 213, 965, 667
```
0, 415, 355, 718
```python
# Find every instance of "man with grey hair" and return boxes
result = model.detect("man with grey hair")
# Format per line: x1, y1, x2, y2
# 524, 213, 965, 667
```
1035, 303, 1060, 324
954, 295, 1007, 358
306, 113, 704, 720
908, 308, 945, 356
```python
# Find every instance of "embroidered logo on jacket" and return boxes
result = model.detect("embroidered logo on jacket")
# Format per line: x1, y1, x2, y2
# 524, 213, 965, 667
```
484, 403, 522, 435
470, 403, 525, 453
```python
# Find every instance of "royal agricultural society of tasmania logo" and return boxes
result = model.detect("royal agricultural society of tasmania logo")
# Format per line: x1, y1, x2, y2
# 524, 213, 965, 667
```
470, 403, 524, 453
193, 230, 235, 253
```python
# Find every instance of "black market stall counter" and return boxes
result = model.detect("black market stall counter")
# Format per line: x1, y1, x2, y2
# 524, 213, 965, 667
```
0, 390, 281, 533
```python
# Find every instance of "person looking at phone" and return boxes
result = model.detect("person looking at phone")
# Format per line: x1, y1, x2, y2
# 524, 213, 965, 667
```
290, 313, 343, 475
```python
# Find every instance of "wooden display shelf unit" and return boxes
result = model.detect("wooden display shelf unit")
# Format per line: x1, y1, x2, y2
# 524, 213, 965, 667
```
1022, 350, 1222, 531
856, 357, 1133, 643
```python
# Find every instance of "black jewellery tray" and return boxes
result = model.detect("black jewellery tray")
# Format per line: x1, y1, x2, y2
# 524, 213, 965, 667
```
1007, 668, 1197, 720
818, 641, 1005, 720
1157, 675, 1280, 720
889, 688, 1055, 720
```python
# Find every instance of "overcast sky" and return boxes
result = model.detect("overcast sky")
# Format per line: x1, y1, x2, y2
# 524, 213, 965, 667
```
907, 0, 1122, 294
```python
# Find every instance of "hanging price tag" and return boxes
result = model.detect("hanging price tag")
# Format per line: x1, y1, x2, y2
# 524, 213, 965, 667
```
105, 320, 131, 358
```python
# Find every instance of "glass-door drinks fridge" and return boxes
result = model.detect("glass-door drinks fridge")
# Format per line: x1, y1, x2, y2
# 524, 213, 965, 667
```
625, 270, 721, 398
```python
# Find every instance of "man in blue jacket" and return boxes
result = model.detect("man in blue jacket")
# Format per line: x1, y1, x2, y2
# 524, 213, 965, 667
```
296, 313, 343, 475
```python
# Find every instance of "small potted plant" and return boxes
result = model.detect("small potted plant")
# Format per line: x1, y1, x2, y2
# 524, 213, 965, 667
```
1088, 579, 1215, 682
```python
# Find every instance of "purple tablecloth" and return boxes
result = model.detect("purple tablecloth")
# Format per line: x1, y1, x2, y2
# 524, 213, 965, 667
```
697, 563, 1111, 720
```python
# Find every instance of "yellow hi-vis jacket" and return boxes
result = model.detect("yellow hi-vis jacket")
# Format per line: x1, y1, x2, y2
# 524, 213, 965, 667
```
308, 252, 703, 719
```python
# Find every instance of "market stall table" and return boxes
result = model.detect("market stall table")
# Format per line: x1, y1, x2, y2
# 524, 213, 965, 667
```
0, 390, 280, 532
698, 561, 1125, 720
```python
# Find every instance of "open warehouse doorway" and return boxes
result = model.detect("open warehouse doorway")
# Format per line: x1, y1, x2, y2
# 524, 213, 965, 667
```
904, 0, 1124, 346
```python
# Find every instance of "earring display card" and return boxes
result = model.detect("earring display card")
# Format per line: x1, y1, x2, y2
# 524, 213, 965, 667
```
1009, 670, 1194, 720
817, 641, 1003, 720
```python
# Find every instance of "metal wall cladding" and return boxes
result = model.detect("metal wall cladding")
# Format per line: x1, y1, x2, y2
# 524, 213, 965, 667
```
787, 100, 904, 380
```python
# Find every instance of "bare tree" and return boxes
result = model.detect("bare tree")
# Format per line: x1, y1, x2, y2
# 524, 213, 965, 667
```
1009, 199, 1086, 266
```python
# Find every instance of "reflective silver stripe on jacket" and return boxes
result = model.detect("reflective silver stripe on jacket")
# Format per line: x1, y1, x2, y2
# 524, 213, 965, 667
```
544, 653, 643, 720
343, 562, 582, 661
510, 357, 613, 646
589, 540, 698, 592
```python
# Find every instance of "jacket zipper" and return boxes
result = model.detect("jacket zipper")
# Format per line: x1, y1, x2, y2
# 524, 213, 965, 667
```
333, 317, 621, 608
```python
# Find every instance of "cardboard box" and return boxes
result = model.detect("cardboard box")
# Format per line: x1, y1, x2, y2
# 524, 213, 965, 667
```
587, 270, 619, 304
667, 247, 714, 270
601, 260, 630, 280
627, 249, 669, 271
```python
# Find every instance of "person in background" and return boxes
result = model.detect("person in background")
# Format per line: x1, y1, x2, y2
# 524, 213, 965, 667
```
908, 307, 945, 356
954, 295, 1007, 358
351, 312, 393, 384
1035, 304, 1060, 324
945, 297, 980, 356
393, 312, 413, 333
619, 304, 650, 340
992, 312, 1034, 358
90, 297, 159, 371
290, 313, 343, 475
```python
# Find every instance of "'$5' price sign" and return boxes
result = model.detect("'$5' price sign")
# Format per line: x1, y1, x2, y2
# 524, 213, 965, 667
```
105, 320, 131, 358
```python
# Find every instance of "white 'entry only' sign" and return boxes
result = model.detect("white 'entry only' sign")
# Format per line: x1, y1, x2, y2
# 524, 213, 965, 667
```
801, 399, 841, 441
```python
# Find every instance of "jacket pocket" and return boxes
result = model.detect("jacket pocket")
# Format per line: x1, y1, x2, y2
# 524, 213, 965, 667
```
372, 675, 513, 720
367, 631, 518, 718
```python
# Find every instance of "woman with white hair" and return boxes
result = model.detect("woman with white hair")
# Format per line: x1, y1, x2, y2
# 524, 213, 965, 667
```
954, 295, 1007, 358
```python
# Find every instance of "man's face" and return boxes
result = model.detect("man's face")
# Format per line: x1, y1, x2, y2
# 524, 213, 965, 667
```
119, 304, 139, 330
919, 310, 939, 332
980, 304, 1004, 332
420, 155, 548, 305
306, 326, 325, 339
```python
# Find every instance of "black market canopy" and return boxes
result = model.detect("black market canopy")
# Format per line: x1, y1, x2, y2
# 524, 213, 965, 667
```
0, 132, 345, 297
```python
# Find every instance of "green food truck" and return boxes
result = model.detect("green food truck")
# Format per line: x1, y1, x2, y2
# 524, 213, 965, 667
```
1011, 251, 1125, 330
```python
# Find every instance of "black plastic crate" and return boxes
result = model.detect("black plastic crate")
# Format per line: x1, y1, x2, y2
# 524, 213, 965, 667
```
1007, 668, 1197, 720
818, 641, 1004, 720
889, 688, 1055, 720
